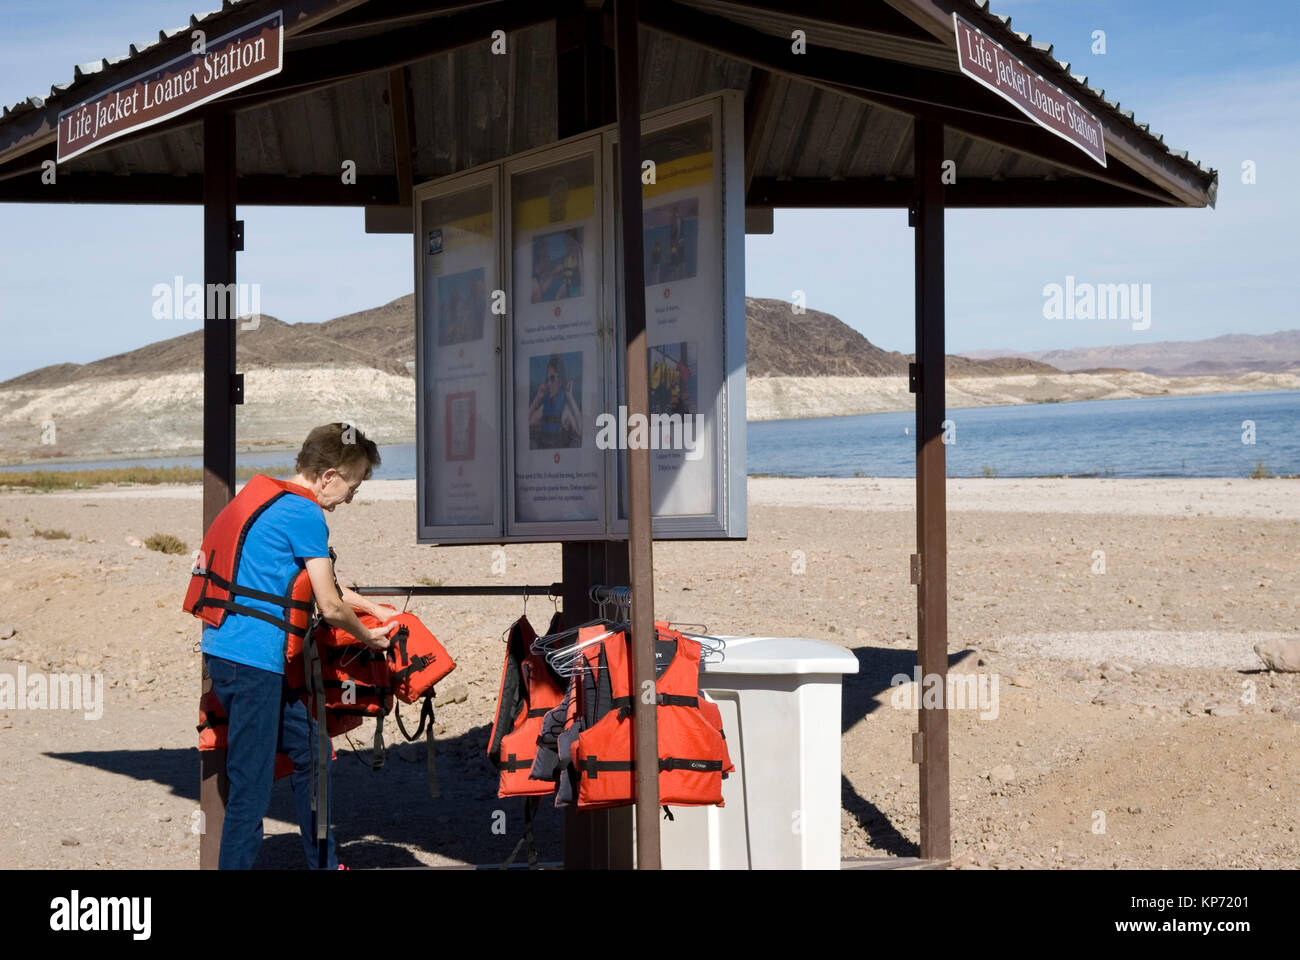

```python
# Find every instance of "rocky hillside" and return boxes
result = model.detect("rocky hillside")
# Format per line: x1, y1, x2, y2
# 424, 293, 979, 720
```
0, 297, 416, 390
962, 330, 1300, 377
4, 294, 1054, 391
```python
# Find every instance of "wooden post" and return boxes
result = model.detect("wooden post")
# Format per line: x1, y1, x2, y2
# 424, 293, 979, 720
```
199, 111, 238, 870
561, 543, 634, 869
613, 0, 661, 870
912, 116, 951, 861
557, 0, 632, 871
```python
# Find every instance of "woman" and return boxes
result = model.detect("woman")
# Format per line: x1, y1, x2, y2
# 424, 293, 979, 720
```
198, 422, 397, 869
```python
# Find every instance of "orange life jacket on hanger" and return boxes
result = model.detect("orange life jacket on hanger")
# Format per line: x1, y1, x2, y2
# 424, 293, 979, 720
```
286, 610, 394, 737
386, 613, 456, 703
487, 617, 568, 797
567, 621, 732, 810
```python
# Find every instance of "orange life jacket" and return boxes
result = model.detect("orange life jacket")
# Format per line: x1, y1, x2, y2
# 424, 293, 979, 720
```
386, 613, 456, 704
287, 611, 394, 737
487, 617, 567, 797
566, 622, 732, 810
183, 474, 318, 639
197, 689, 296, 780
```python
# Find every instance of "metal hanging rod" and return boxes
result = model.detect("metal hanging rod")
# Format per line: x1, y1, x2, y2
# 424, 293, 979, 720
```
588, 585, 631, 605
350, 583, 563, 598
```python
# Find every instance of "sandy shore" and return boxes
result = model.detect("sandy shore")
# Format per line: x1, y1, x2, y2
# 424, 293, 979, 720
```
1, 477, 1296, 869
747, 371, 1300, 421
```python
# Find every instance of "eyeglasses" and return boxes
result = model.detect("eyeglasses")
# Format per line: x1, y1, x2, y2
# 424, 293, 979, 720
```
329, 470, 363, 497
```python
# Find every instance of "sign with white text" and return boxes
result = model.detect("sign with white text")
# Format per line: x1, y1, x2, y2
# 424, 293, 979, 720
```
57, 11, 283, 162
953, 13, 1106, 167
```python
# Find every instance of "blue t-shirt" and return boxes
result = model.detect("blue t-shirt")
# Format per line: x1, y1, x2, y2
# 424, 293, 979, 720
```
201, 493, 330, 674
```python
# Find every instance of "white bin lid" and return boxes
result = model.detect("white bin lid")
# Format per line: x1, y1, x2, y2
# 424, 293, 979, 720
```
700, 636, 860, 676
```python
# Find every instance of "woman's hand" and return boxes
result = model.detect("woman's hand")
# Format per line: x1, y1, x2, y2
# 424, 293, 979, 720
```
359, 624, 394, 651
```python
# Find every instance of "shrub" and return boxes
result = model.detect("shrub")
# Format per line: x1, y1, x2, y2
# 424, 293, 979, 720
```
980, 464, 998, 478
1249, 460, 1272, 480
33, 527, 71, 539
145, 533, 188, 555
0, 528, 10, 538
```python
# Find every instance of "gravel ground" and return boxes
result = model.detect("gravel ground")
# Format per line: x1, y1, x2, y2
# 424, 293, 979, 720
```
1, 476, 1297, 870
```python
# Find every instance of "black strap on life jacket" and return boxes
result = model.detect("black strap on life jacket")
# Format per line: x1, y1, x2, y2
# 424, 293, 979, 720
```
305, 617, 331, 866
386, 625, 437, 685
582, 756, 724, 777
656, 694, 699, 708
500, 796, 541, 870
393, 692, 439, 799
193, 568, 312, 636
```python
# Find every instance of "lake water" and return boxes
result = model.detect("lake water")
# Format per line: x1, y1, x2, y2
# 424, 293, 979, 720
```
748, 390, 1300, 478
4, 390, 1297, 480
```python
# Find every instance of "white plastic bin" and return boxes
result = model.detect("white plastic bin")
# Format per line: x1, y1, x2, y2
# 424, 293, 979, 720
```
658, 636, 859, 869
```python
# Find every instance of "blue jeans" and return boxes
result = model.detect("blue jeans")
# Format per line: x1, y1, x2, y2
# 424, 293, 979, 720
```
205, 654, 337, 869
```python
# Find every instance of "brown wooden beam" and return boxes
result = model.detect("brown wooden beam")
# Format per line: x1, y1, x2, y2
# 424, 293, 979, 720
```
912, 116, 951, 863
614, 0, 661, 871
0, 172, 399, 204
742, 69, 778, 195
387, 67, 415, 203
199, 111, 239, 870
748, 176, 1173, 208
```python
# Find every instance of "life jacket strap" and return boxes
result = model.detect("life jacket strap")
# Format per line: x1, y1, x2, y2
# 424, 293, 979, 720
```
656, 694, 699, 708
389, 652, 435, 684
201, 598, 308, 636
200, 568, 314, 611
525, 707, 552, 718
658, 758, 724, 772
582, 756, 635, 778
500, 796, 541, 870
500, 754, 534, 772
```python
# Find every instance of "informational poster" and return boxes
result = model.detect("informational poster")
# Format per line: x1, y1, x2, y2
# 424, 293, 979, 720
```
509, 149, 604, 527
413, 92, 745, 544
640, 116, 720, 519
615, 115, 722, 523
418, 175, 501, 533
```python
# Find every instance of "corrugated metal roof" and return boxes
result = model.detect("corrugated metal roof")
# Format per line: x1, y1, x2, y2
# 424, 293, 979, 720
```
2, 0, 257, 119
0, 0, 1215, 204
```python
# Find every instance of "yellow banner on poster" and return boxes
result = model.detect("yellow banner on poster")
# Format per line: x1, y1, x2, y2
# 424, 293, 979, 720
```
643, 151, 713, 200
513, 185, 597, 233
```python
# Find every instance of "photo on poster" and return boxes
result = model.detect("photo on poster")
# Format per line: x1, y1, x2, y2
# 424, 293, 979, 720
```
649, 341, 697, 417
528, 351, 583, 449
644, 198, 699, 286
436, 267, 487, 345
445, 391, 476, 461
530, 227, 584, 303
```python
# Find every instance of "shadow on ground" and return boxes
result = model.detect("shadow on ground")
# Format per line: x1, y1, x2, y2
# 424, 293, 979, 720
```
48, 721, 561, 869
46, 646, 978, 868
836, 645, 978, 858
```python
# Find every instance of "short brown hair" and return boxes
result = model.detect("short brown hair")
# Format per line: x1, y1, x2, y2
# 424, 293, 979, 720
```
295, 422, 381, 481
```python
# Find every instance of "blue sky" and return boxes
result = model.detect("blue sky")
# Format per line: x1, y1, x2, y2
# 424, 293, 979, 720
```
0, 0, 1297, 381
